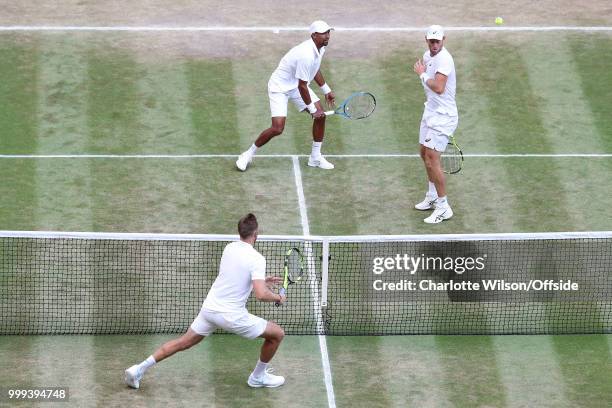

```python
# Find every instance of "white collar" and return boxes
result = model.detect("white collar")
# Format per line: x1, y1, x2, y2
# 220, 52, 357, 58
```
310, 38, 324, 56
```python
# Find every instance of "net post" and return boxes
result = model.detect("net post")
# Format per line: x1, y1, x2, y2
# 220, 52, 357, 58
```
321, 238, 329, 307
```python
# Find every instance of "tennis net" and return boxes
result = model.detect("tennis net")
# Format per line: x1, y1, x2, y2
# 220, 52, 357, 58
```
1, 231, 610, 335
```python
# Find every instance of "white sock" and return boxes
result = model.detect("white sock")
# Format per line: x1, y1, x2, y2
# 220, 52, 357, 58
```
252, 359, 268, 378
437, 196, 449, 207
428, 182, 438, 197
247, 144, 258, 156
311, 141, 322, 158
137, 355, 156, 373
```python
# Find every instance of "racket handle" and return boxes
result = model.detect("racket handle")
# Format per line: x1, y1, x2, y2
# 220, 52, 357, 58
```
324, 111, 335, 116
274, 288, 286, 307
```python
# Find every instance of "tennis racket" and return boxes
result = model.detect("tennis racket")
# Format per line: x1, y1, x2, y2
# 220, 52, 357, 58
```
441, 135, 463, 174
324, 92, 376, 120
274, 247, 305, 307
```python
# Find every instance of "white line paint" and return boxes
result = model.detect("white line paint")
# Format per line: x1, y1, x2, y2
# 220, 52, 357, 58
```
1, 153, 611, 159
0, 25, 611, 32
291, 155, 336, 408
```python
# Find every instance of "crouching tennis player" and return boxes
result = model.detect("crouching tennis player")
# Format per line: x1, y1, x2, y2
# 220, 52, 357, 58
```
125, 213, 287, 389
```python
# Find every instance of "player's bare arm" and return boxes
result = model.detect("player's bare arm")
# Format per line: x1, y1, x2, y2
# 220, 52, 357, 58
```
314, 70, 335, 107
298, 79, 325, 118
265, 276, 283, 288
413, 60, 448, 95
253, 279, 286, 303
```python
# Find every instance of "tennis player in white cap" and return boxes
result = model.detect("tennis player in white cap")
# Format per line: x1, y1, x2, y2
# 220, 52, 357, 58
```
413, 25, 459, 224
236, 20, 336, 171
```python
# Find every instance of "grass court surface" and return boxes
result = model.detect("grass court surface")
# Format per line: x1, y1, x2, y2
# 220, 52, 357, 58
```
1, 8, 611, 407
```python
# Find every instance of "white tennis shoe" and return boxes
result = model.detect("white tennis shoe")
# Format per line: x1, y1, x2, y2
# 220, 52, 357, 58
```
308, 155, 334, 170
424, 204, 453, 224
415, 194, 438, 210
124, 365, 143, 389
247, 368, 285, 388
236, 152, 252, 171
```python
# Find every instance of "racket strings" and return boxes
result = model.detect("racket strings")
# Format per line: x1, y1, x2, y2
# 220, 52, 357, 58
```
344, 94, 376, 119
286, 252, 304, 282
441, 144, 463, 174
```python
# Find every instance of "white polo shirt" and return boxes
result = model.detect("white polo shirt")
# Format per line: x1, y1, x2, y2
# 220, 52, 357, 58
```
202, 241, 266, 313
422, 47, 458, 116
268, 38, 326, 93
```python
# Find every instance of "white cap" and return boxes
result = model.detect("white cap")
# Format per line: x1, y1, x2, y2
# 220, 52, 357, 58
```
309, 20, 333, 34
426, 25, 445, 40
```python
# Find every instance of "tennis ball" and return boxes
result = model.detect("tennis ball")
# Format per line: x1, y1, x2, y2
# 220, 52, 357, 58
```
495, 17, 504, 25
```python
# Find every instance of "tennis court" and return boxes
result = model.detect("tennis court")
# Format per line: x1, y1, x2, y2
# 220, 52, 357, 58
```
1, 1, 612, 407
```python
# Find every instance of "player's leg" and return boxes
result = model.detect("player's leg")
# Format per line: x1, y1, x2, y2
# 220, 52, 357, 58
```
124, 329, 205, 389
258, 321, 285, 363
423, 147, 446, 198
125, 309, 214, 389
415, 118, 439, 210
152, 328, 205, 362
422, 141, 453, 224
291, 87, 334, 169
248, 321, 286, 388
236, 91, 288, 171
255, 116, 287, 147
307, 100, 333, 169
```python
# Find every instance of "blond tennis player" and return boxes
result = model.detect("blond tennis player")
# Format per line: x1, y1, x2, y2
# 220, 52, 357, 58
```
125, 213, 287, 389
413, 25, 459, 224
236, 20, 336, 171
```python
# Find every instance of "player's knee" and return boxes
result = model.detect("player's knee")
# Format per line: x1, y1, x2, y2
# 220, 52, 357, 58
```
271, 126, 284, 136
277, 327, 285, 342
177, 336, 198, 351
423, 155, 434, 168
266, 323, 284, 343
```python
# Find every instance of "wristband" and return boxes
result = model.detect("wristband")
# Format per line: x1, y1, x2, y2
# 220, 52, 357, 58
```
320, 83, 332, 94
306, 102, 317, 114
419, 73, 429, 85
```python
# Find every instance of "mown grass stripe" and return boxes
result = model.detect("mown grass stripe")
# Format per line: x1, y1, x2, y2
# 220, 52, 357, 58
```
434, 335, 508, 407
325, 337, 393, 408
473, 36, 574, 231
134, 60, 209, 232
550, 335, 612, 407
230, 57, 280, 153
519, 35, 603, 152
187, 60, 242, 153
36, 34, 92, 230
0, 35, 39, 153
136, 62, 193, 152
493, 336, 569, 407
86, 44, 148, 234
0, 35, 39, 230
569, 33, 612, 152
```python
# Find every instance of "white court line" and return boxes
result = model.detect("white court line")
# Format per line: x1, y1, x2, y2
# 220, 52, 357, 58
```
1, 153, 611, 159
291, 155, 336, 408
0, 25, 611, 32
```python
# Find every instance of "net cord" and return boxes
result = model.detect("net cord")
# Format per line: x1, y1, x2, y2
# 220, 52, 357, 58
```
2, 230, 611, 242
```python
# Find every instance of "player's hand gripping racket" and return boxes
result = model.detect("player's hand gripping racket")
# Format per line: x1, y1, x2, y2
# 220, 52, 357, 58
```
275, 247, 305, 307
324, 92, 376, 120
441, 135, 463, 174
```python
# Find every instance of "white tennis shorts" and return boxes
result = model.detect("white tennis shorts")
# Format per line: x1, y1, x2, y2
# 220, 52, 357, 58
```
268, 86, 320, 117
190, 308, 268, 339
419, 109, 459, 152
